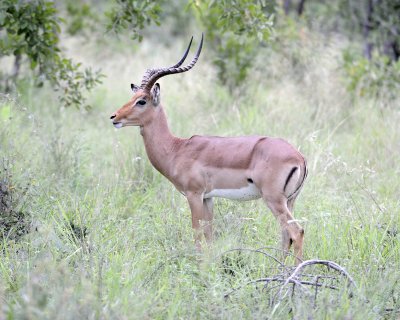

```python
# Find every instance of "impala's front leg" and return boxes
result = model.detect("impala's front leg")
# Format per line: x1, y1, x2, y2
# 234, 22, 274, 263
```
186, 192, 213, 251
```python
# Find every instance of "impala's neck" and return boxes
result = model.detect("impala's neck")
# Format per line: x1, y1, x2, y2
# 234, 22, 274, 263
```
140, 106, 181, 178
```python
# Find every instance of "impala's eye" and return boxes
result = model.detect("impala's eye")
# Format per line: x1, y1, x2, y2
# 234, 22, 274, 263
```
137, 100, 146, 106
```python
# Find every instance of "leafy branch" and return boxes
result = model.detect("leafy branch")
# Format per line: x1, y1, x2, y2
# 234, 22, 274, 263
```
0, 0, 103, 109
106, 0, 163, 41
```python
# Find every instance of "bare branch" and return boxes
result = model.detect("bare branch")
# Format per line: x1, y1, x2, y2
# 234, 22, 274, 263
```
221, 247, 356, 307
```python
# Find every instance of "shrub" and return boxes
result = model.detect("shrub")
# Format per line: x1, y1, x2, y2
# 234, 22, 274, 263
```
0, 158, 32, 241
342, 50, 400, 103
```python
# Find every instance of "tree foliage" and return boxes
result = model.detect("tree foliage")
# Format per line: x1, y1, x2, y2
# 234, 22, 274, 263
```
1, 0, 399, 102
0, 0, 103, 108
283, 0, 400, 100
294, 0, 400, 62
106, 0, 163, 41
65, 2, 99, 37
105, 0, 276, 89
192, 0, 275, 89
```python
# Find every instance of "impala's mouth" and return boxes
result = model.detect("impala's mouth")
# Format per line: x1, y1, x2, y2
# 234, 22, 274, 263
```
113, 122, 123, 129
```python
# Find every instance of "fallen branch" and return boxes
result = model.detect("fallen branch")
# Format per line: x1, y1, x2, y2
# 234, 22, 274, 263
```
282, 259, 356, 289
221, 248, 356, 305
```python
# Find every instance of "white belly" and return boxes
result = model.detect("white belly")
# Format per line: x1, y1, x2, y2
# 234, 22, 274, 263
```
204, 183, 262, 201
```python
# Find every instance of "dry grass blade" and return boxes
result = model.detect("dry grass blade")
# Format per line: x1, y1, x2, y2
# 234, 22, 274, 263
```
221, 248, 286, 267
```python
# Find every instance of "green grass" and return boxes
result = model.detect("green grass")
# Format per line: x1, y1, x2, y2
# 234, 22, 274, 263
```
1, 30, 399, 319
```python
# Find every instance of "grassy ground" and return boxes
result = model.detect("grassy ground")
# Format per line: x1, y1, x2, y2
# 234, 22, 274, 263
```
1, 28, 399, 319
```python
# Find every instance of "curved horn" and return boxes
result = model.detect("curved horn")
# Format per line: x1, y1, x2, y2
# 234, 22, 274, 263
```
140, 36, 193, 89
170, 36, 193, 69
141, 34, 203, 92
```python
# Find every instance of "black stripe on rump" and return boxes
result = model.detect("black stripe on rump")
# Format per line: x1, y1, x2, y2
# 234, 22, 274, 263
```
287, 160, 308, 200
284, 167, 298, 192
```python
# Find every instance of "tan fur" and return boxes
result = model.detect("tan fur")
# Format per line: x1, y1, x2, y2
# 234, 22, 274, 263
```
111, 88, 307, 264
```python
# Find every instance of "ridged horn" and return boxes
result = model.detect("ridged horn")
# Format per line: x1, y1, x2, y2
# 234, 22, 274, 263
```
140, 34, 203, 92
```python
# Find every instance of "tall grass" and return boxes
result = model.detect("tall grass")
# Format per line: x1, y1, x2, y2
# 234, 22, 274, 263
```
1, 28, 399, 319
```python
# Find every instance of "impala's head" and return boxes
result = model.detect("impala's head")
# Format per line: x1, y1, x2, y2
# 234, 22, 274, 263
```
110, 34, 203, 129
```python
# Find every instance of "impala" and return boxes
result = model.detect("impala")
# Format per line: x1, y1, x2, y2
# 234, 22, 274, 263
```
110, 35, 308, 264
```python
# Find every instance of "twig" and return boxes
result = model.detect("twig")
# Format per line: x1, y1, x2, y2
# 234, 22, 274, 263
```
221, 248, 286, 267
255, 246, 304, 263
355, 179, 385, 214
224, 276, 284, 298
224, 274, 339, 298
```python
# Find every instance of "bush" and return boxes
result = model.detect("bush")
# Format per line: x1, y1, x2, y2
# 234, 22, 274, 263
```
342, 50, 400, 103
0, 158, 32, 241
192, 0, 275, 90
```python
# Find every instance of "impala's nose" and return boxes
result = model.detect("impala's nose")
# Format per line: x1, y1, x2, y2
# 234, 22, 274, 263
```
110, 114, 116, 120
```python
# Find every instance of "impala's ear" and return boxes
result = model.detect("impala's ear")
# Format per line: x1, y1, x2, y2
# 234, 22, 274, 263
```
131, 83, 140, 92
151, 83, 160, 106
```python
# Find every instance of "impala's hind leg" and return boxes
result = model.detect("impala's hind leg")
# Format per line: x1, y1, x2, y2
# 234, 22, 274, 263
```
287, 196, 296, 213
203, 198, 214, 243
263, 196, 304, 265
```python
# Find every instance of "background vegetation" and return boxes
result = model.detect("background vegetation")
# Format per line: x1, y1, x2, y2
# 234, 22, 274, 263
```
1, 0, 399, 318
